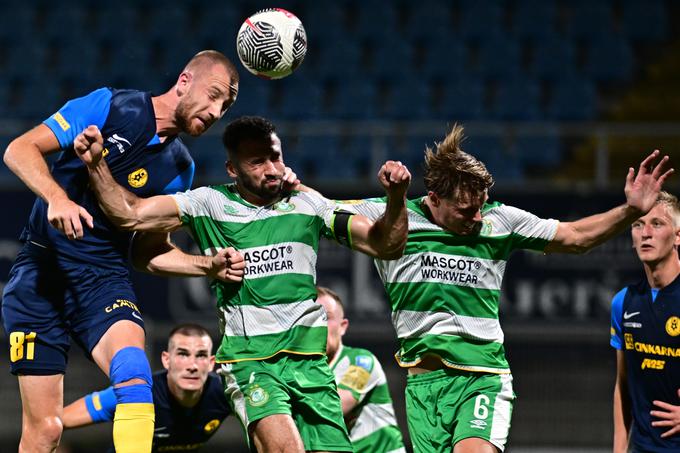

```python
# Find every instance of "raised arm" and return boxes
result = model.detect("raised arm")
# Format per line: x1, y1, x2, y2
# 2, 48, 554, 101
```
131, 232, 245, 282
348, 160, 410, 260
613, 350, 632, 453
74, 125, 182, 232
5, 124, 93, 239
545, 150, 673, 254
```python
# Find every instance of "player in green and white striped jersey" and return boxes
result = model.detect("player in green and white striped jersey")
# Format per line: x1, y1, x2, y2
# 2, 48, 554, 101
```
317, 286, 405, 453
335, 124, 673, 453
73, 116, 412, 453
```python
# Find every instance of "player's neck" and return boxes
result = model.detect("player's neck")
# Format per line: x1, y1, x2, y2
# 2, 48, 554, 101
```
151, 93, 181, 137
644, 255, 680, 289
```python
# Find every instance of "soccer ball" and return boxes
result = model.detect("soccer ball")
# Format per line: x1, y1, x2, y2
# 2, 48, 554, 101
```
236, 8, 307, 79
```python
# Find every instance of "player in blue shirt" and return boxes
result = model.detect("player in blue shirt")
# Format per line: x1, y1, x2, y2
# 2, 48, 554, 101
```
1, 50, 240, 453
62, 323, 233, 452
611, 191, 680, 452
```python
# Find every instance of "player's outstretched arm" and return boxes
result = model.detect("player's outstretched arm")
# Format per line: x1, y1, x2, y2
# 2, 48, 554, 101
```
545, 150, 673, 254
613, 350, 632, 453
131, 232, 245, 282
74, 125, 182, 232
4, 124, 94, 239
348, 160, 410, 260
63, 387, 117, 429
650, 389, 680, 438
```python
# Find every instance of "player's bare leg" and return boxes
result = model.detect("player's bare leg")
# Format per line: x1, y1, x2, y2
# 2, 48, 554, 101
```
92, 320, 153, 453
453, 437, 500, 453
250, 414, 305, 453
18, 374, 64, 453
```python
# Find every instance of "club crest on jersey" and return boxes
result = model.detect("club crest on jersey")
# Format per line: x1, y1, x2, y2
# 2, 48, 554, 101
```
666, 316, 680, 337
128, 168, 148, 188
274, 200, 295, 212
203, 419, 221, 433
245, 384, 269, 407
479, 219, 493, 236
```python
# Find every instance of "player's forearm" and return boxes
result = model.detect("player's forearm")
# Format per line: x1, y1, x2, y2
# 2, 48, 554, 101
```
548, 204, 641, 254
88, 161, 143, 229
613, 378, 632, 452
145, 248, 214, 277
4, 139, 68, 204
368, 194, 408, 260
62, 397, 95, 429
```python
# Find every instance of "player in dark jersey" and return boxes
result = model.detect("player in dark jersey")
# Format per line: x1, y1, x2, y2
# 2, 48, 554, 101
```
1, 50, 240, 453
62, 323, 232, 452
611, 191, 680, 452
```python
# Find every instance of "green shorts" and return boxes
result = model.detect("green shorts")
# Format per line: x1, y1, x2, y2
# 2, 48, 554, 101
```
405, 368, 515, 453
220, 354, 352, 452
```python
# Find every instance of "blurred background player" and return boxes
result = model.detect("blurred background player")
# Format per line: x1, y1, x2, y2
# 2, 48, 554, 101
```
1, 50, 239, 453
61, 323, 232, 453
71, 115, 411, 452
317, 286, 406, 453
611, 191, 680, 452
334, 124, 673, 453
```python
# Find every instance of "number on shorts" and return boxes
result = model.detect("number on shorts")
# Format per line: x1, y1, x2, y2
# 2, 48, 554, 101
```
473, 394, 490, 420
9, 331, 37, 362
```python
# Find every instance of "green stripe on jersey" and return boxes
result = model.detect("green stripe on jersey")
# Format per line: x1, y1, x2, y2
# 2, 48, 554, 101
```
172, 184, 338, 362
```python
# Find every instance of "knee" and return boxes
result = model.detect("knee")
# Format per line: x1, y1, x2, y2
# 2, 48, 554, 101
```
24, 415, 63, 446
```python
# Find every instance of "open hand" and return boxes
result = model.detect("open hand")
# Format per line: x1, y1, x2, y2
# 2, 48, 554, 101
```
624, 150, 674, 214
651, 389, 680, 438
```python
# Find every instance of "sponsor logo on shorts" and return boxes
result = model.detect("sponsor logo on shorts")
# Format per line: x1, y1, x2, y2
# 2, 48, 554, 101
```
203, 419, 221, 433
245, 384, 269, 407
666, 316, 680, 337
53, 113, 70, 131
104, 299, 140, 314
470, 419, 487, 430
128, 168, 148, 188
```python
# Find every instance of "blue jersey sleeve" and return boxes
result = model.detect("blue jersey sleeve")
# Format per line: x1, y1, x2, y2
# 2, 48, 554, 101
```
162, 161, 195, 194
43, 88, 113, 149
610, 287, 628, 350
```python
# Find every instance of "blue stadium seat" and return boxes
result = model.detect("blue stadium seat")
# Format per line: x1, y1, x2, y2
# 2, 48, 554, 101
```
42, 5, 89, 40
530, 36, 577, 80
405, 1, 453, 38
459, 1, 504, 40
5, 43, 48, 79
145, 5, 192, 41
315, 39, 363, 79
226, 78, 271, 118
584, 35, 634, 82
353, 0, 400, 40
433, 78, 485, 121
367, 37, 416, 80
383, 78, 431, 120
325, 79, 378, 119
94, 6, 140, 41
547, 77, 597, 120
512, 0, 557, 40
420, 39, 467, 79
0, 4, 36, 43
52, 41, 99, 80
566, 1, 614, 40
491, 79, 541, 120
15, 78, 65, 121
621, 0, 668, 42
464, 134, 524, 182
473, 33, 522, 79
195, 6, 240, 43
297, 136, 361, 179
514, 128, 562, 169
273, 77, 323, 120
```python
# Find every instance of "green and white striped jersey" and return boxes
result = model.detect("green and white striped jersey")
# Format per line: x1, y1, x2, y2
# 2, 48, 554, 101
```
337, 197, 558, 374
330, 345, 405, 453
171, 184, 340, 363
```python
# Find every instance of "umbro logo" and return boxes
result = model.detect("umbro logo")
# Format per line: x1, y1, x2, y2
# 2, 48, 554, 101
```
623, 311, 640, 320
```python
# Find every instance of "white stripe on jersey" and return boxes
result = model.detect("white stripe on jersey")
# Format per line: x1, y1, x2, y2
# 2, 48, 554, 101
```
392, 310, 504, 343
221, 299, 326, 337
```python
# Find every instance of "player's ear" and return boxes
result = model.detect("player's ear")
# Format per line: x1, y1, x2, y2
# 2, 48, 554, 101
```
428, 191, 440, 207
226, 160, 238, 179
176, 71, 193, 97
339, 318, 349, 337
161, 351, 171, 370
209, 355, 216, 369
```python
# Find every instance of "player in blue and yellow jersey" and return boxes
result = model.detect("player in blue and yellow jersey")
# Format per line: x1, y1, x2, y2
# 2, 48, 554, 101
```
62, 323, 233, 452
1, 50, 240, 453
611, 191, 680, 452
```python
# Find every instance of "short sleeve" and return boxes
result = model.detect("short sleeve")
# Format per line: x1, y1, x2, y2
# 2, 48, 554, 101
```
162, 161, 195, 194
170, 186, 213, 226
495, 205, 559, 252
610, 287, 627, 350
334, 198, 386, 222
43, 88, 112, 149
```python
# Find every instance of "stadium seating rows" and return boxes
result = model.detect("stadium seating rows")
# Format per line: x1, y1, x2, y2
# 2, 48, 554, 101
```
0, 0, 669, 180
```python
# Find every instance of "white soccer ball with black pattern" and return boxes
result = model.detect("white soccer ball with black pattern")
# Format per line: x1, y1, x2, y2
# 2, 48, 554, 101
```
236, 8, 307, 79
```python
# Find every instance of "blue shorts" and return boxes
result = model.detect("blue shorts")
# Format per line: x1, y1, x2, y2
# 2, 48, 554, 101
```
1, 241, 145, 375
